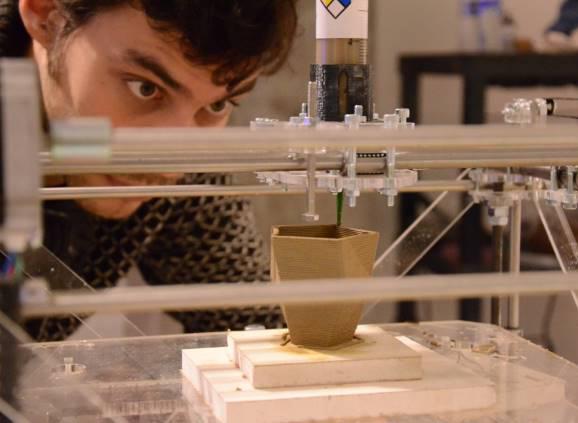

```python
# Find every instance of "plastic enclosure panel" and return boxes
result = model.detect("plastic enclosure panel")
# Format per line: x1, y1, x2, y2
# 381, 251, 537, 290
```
14, 322, 578, 422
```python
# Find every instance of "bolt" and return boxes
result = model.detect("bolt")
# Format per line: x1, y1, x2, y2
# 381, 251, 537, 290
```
302, 213, 320, 222
64, 357, 74, 374
348, 192, 357, 208
568, 166, 575, 191
383, 114, 399, 129
395, 108, 410, 124
300, 102, 308, 118
563, 194, 578, 210
546, 167, 559, 206
289, 116, 301, 126
488, 206, 509, 227
344, 114, 361, 129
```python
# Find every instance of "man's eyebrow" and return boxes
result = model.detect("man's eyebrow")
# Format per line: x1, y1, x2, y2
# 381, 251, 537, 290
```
123, 49, 185, 93
218, 79, 257, 102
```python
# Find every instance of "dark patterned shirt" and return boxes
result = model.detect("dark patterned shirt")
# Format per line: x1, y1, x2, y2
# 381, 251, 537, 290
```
26, 175, 283, 342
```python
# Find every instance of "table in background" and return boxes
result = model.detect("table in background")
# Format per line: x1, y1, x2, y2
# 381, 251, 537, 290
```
398, 53, 578, 322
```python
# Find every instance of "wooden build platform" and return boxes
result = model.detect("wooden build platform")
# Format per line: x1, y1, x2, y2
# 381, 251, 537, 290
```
227, 325, 422, 388
182, 326, 497, 423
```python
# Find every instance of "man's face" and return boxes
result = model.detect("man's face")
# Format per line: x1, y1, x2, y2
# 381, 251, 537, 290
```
35, 5, 255, 219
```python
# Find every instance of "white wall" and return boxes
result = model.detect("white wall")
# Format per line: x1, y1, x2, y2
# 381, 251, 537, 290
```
370, 0, 567, 124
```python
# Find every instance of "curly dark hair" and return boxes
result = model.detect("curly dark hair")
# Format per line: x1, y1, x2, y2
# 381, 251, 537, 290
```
0, 0, 298, 89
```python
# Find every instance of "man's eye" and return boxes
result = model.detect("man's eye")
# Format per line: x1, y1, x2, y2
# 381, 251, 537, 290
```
205, 100, 234, 116
127, 80, 161, 100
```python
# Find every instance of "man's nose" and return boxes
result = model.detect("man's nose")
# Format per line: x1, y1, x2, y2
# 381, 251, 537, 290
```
170, 106, 202, 127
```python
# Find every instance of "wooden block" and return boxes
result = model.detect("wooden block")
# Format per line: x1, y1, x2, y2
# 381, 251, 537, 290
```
228, 325, 422, 389
182, 335, 497, 423
183, 347, 235, 393
226, 328, 287, 365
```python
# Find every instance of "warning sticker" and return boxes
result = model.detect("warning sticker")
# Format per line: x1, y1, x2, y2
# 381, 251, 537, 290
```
317, 0, 368, 39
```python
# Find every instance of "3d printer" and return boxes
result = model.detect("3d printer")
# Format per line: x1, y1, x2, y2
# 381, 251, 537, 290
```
1, 0, 578, 421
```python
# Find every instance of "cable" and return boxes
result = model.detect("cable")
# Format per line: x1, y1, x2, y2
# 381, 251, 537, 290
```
544, 97, 578, 120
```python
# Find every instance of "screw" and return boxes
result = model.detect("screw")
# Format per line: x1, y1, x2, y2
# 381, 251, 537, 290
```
383, 114, 399, 129
395, 108, 410, 124
302, 213, 320, 222
64, 357, 74, 375
488, 206, 509, 227
300, 102, 308, 118
348, 192, 358, 208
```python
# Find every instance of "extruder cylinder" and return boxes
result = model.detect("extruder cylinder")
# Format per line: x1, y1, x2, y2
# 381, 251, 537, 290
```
312, 0, 372, 122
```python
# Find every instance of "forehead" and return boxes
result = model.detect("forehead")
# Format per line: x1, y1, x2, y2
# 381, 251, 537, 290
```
74, 4, 228, 96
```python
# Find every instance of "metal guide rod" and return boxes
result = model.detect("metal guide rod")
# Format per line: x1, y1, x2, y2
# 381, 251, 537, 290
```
42, 151, 578, 175
491, 225, 505, 327
21, 271, 578, 318
508, 200, 522, 330
52, 125, 578, 151
40, 181, 475, 200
